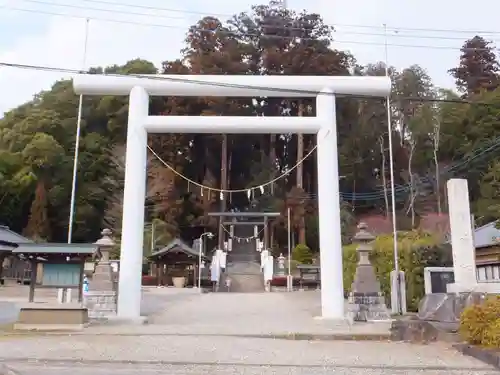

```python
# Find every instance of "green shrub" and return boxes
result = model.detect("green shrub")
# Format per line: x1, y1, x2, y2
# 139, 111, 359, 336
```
292, 244, 313, 264
460, 296, 500, 347
342, 230, 449, 311
482, 318, 500, 348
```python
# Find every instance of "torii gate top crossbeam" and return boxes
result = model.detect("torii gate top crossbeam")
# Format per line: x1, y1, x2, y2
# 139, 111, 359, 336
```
73, 74, 391, 98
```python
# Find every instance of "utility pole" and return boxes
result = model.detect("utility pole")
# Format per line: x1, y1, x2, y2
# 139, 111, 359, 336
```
297, 101, 306, 245
68, 18, 90, 244
383, 23, 401, 315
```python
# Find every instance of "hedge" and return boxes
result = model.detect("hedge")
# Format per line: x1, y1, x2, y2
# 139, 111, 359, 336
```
342, 231, 452, 312
460, 296, 500, 348
292, 244, 313, 264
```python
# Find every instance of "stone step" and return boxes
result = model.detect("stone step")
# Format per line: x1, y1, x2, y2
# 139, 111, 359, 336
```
225, 273, 264, 293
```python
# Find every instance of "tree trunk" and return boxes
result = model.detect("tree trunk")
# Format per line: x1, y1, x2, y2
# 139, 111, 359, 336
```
406, 140, 417, 228
218, 134, 228, 248
433, 119, 442, 214
379, 136, 390, 218
297, 101, 306, 245
269, 134, 276, 194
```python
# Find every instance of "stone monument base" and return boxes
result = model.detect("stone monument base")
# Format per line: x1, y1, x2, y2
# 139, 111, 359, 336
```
417, 292, 487, 323
83, 291, 117, 320
347, 292, 391, 322
391, 316, 460, 344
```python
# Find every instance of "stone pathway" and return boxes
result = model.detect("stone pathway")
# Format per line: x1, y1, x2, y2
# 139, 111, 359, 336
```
77, 290, 392, 337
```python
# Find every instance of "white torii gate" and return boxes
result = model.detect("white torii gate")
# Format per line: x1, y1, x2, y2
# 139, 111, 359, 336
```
73, 74, 391, 321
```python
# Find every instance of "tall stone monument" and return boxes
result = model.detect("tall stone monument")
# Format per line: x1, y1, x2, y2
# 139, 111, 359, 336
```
417, 178, 497, 323
446, 179, 477, 293
347, 222, 391, 322
84, 229, 117, 320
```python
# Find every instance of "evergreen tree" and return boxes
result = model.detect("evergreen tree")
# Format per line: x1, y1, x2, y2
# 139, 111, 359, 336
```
449, 36, 500, 95
24, 180, 51, 241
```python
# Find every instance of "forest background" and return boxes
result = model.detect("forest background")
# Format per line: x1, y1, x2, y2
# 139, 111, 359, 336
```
1, 2, 500, 256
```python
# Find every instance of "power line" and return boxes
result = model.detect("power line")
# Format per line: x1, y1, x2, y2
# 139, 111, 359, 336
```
0, 61, 456, 101
1, 60, 497, 107
21, 0, 500, 37
340, 135, 500, 200
1, 61, 499, 200
20, 0, 500, 44
16, 0, 500, 43
0, 3, 494, 51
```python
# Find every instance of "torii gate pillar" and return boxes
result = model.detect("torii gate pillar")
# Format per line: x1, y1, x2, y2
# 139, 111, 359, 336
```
74, 74, 391, 322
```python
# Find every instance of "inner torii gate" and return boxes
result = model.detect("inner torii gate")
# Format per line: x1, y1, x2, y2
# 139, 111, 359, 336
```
209, 211, 281, 256
73, 74, 391, 321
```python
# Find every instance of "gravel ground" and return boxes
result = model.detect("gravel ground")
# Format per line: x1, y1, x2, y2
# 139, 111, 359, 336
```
4, 362, 499, 375
0, 286, 196, 325
0, 302, 18, 325
0, 337, 496, 375
0, 289, 496, 375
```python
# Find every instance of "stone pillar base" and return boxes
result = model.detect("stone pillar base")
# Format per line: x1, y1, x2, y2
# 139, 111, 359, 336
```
83, 291, 117, 319
347, 292, 391, 322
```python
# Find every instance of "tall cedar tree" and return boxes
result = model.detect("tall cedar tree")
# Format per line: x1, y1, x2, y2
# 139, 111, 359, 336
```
24, 180, 51, 241
449, 36, 500, 96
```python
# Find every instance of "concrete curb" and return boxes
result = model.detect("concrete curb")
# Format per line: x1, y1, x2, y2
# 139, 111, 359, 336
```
253, 333, 392, 341
453, 344, 500, 369
0, 331, 392, 341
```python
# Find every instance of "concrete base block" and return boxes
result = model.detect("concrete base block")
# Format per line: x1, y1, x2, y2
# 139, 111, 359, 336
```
15, 303, 88, 331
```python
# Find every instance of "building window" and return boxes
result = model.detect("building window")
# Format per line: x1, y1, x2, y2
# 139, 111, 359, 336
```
477, 265, 500, 281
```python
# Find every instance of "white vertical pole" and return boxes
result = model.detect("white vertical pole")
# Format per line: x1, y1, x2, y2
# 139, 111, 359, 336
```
383, 23, 401, 314
150, 221, 155, 252
316, 89, 344, 319
67, 18, 90, 244
287, 207, 292, 291
198, 235, 203, 289
117, 87, 149, 319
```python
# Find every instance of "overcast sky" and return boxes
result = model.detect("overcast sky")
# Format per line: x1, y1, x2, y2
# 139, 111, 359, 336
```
0, 0, 500, 115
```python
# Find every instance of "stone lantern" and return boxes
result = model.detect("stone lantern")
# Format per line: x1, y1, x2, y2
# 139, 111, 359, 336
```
94, 228, 115, 263
277, 253, 286, 276
347, 222, 390, 322
85, 229, 117, 319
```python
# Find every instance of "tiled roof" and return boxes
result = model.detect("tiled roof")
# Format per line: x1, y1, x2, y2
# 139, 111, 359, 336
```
150, 238, 209, 261
13, 243, 96, 254
473, 221, 500, 248
0, 225, 33, 245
